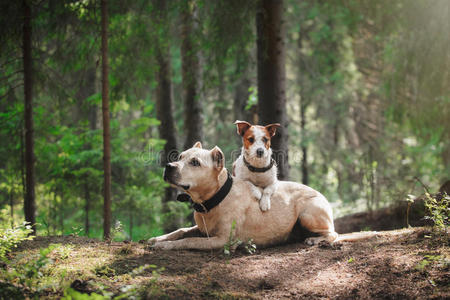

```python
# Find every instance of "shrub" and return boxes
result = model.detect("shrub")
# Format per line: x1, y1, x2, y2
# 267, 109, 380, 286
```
424, 192, 449, 230
0, 222, 34, 261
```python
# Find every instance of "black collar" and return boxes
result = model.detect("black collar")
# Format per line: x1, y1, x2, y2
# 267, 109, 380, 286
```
176, 170, 233, 213
243, 156, 275, 173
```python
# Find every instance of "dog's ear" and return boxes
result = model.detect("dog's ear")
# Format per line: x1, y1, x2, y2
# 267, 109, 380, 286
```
193, 141, 202, 149
265, 123, 281, 137
211, 146, 224, 171
234, 120, 252, 136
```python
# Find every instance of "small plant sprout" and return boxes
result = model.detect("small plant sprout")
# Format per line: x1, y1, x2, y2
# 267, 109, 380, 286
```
224, 220, 241, 255
224, 221, 257, 255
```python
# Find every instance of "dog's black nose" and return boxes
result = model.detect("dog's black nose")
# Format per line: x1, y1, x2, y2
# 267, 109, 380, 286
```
164, 163, 176, 175
163, 163, 176, 182
256, 148, 264, 157
165, 163, 176, 171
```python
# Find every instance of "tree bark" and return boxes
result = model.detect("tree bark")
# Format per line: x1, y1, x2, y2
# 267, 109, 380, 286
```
233, 57, 255, 124
129, 209, 133, 241
234, 77, 252, 119
154, 0, 179, 233
76, 67, 96, 237
256, 0, 289, 180
300, 100, 308, 185
10, 185, 14, 228
181, 1, 203, 150
23, 0, 36, 235
101, 0, 112, 241
298, 26, 309, 186
84, 182, 90, 237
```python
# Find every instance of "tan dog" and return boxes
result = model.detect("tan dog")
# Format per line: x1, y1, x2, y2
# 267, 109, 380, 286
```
148, 143, 375, 250
233, 121, 280, 211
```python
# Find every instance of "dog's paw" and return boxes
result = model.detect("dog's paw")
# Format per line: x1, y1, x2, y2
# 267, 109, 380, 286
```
150, 241, 174, 250
259, 196, 271, 212
305, 237, 319, 246
251, 186, 263, 200
147, 237, 158, 245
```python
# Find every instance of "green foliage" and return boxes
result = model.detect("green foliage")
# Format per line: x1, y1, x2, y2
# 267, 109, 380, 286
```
0, 0, 449, 239
62, 288, 107, 300
95, 265, 116, 278
245, 87, 258, 111
0, 222, 33, 261
424, 193, 449, 230
224, 221, 256, 256
224, 220, 240, 255
415, 254, 449, 274
2, 244, 58, 290
138, 264, 166, 299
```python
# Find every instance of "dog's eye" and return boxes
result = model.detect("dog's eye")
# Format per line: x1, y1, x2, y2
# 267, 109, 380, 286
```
190, 158, 200, 167
248, 137, 255, 143
263, 137, 268, 143
179, 155, 183, 161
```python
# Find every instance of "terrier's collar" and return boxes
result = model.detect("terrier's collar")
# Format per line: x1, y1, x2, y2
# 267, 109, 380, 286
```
176, 170, 233, 213
243, 156, 275, 173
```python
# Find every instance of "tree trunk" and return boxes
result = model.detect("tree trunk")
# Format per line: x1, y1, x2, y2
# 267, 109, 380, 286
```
84, 182, 90, 237
233, 67, 256, 145
23, 0, 36, 235
101, 0, 112, 241
181, 1, 203, 150
154, 0, 179, 233
57, 189, 64, 233
129, 209, 133, 241
298, 26, 309, 186
76, 67, 96, 237
256, 0, 289, 180
216, 64, 228, 124
300, 100, 308, 185
10, 186, 14, 228
233, 60, 254, 123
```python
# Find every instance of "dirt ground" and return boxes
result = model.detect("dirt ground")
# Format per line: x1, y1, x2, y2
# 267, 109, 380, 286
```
2, 227, 449, 299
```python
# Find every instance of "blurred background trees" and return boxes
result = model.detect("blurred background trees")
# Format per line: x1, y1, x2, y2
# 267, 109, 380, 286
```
0, 0, 448, 240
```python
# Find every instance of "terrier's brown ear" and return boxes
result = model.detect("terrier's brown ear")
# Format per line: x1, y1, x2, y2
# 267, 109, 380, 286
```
193, 141, 202, 149
211, 146, 224, 171
265, 123, 281, 137
234, 120, 252, 136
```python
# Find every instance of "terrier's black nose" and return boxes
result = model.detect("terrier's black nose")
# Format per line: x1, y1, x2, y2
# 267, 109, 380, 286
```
256, 148, 264, 157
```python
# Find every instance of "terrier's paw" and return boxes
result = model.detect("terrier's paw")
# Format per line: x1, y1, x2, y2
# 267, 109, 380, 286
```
259, 195, 271, 212
251, 186, 263, 200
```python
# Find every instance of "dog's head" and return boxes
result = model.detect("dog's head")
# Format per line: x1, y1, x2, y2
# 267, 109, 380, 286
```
234, 120, 280, 163
163, 142, 225, 200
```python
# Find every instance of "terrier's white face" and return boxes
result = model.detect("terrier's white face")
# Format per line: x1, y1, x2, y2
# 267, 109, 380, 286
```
235, 121, 280, 165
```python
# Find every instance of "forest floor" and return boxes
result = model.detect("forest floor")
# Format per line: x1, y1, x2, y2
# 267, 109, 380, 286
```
1, 227, 449, 299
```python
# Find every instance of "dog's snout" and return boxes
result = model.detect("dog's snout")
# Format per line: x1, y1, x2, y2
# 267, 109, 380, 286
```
164, 163, 176, 179
256, 148, 264, 157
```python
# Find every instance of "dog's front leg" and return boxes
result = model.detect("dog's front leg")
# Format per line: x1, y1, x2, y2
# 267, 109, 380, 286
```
249, 183, 263, 200
147, 226, 200, 245
260, 181, 278, 211
151, 236, 227, 251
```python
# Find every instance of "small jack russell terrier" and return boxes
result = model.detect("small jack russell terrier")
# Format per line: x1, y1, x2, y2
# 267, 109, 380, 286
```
233, 120, 280, 211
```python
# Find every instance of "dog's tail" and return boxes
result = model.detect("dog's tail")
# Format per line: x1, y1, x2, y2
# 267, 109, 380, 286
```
335, 231, 378, 242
